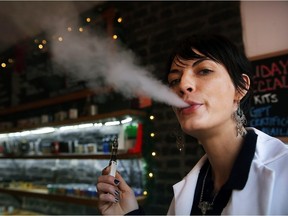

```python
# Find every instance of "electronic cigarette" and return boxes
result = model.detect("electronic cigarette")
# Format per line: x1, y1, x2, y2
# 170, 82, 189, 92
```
109, 136, 118, 177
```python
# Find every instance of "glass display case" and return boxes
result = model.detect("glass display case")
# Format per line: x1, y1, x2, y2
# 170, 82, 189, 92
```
0, 90, 147, 214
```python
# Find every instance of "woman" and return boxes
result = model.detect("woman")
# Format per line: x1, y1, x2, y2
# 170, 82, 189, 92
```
96, 35, 288, 215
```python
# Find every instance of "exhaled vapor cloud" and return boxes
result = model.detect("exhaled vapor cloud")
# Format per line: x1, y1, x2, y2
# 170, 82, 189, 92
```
50, 21, 188, 108
1, 1, 188, 107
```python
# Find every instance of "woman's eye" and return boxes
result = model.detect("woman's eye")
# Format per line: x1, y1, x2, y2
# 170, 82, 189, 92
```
198, 68, 212, 75
168, 79, 181, 87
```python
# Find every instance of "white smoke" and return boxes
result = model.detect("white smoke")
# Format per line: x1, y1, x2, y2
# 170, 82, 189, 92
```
50, 22, 188, 108
0, 1, 188, 107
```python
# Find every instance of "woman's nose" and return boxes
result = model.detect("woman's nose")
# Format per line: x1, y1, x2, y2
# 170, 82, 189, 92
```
179, 73, 194, 95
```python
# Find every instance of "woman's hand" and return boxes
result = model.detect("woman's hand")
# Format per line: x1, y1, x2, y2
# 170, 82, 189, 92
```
97, 167, 139, 215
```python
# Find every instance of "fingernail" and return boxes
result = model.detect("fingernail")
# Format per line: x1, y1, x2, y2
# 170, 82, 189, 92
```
114, 179, 120, 185
114, 190, 120, 196
114, 197, 119, 203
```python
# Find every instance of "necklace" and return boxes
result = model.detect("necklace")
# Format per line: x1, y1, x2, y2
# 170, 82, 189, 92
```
198, 165, 218, 215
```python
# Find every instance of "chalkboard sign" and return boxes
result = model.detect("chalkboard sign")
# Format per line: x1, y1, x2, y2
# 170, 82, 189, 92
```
247, 51, 288, 137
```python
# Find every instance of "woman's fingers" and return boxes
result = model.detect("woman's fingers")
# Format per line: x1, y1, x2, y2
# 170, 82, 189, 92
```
98, 190, 120, 203
97, 168, 139, 215
97, 182, 119, 195
114, 172, 133, 194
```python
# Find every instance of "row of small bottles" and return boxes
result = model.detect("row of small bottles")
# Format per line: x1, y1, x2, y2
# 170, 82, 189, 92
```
0, 96, 98, 130
0, 133, 122, 156
54, 96, 98, 121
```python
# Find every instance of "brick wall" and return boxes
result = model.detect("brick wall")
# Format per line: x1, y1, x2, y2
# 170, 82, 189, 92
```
111, 1, 244, 214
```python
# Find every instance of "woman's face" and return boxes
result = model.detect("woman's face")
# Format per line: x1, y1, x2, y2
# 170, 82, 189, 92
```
168, 54, 240, 137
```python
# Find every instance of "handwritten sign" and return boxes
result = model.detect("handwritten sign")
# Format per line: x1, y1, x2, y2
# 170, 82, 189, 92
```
248, 51, 288, 137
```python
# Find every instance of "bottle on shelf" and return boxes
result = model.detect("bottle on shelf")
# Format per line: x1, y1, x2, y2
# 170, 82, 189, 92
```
40, 108, 53, 124
102, 135, 110, 153
18, 139, 30, 155
81, 96, 98, 117
68, 103, 78, 119
124, 124, 137, 150
54, 105, 67, 121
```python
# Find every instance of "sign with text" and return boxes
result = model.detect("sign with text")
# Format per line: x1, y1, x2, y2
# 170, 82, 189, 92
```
248, 51, 288, 137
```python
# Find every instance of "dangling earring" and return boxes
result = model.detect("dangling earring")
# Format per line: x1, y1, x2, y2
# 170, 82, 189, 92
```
174, 126, 184, 151
233, 103, 247, 137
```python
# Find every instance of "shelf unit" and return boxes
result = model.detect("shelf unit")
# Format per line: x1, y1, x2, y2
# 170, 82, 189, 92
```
0, 94, 147, 212
0, 188, 146, 207
0, 87, 114, 116
0, 152, 142, 160
0, 108, 145, 134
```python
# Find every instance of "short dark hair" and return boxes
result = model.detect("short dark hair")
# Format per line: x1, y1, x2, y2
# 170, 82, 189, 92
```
165, 34, 253, 114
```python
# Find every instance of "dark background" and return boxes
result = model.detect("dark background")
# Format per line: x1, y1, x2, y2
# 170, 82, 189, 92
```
0, 1, 255, 214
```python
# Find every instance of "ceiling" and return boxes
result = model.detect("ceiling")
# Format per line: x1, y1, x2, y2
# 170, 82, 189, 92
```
0, 1, 102, 53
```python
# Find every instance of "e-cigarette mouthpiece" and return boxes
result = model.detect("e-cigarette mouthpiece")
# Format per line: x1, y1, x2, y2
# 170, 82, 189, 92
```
109, 136, 118, 177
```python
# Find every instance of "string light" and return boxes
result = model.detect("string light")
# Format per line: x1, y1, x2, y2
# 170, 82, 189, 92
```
1, 63, 6, 68
38, 44, 44, 49
143, 190, 148, 196
79, 27, 84, 32
8, 58, 13, 64
86, 17, 91, 23
150, 132, 155, 137
151, 152, 156, 156
148, 172, 153, 178
117, 17, 123, 23
149, 115, 154, 120
112, 34, 118, 40
58, 37, 63, 42
42, 40, 47, 44
67, 27, 72, 32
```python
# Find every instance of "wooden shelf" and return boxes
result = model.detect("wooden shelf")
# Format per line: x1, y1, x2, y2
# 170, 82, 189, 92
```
0, 88, 112, 116
0, 109, 146, 133
278, 137, 288, 143
2, 209, 44, 215
0, 187, 146, 207
0, 152, 142, 160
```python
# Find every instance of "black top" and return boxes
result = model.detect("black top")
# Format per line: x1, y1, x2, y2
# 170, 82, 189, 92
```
190, 130, 258, 215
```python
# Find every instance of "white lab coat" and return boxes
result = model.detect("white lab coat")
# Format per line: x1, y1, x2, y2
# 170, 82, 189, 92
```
167, 128, 288, 215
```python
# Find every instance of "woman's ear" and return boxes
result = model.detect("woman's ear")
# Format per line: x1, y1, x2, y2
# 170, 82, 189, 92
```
235, 74, 250, 101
